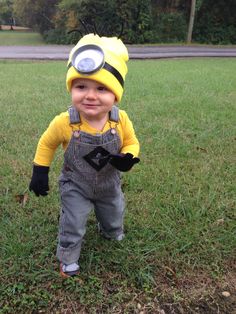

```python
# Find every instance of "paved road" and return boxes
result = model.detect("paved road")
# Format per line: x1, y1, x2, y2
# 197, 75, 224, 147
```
1, 45, 236, 60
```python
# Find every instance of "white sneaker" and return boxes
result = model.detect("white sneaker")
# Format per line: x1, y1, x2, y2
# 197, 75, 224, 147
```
60, 262, 79, 278
115, 233, 125, 241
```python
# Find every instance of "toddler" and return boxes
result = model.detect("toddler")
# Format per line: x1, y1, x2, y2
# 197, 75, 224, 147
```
29, 33, 140, 277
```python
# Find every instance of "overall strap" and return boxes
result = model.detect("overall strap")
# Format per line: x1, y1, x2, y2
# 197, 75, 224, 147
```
109, 105, 119, 122
68, 106, 81, 124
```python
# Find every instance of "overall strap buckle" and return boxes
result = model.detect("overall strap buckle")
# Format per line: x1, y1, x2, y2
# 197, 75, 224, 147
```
68, 106, 81, 124
109, 105, 119, 122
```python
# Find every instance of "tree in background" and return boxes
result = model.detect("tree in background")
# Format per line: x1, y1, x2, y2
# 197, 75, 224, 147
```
44, 0, 152, 44
186, 0, 205, 43
186, 0, 196, 43
44, 0, 84, 44
194, 0, 236, 44
7, 0, 236, 44
81, 0, 152, 44
13, 0, 59, 33
0, 0, 14, 26
151, 0, 187, 42
118, 0, 153, 43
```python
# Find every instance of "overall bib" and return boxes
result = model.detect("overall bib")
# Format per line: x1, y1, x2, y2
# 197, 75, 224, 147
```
57, 106, 125, 264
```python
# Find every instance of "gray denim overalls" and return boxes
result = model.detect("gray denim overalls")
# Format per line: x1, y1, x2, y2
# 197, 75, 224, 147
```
56, 106, 125, 265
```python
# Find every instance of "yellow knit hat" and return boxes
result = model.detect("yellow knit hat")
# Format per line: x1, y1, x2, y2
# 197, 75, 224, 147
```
66, 34, 129, 102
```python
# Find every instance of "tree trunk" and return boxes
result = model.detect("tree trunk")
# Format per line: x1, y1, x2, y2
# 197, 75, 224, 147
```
187, 0, 196, 43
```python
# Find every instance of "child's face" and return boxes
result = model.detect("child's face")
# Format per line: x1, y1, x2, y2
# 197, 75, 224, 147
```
71, 78, 116, 120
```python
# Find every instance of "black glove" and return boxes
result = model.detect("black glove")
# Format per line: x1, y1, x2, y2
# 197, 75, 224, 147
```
109, 153, 140, 172
29, 165, 49, 197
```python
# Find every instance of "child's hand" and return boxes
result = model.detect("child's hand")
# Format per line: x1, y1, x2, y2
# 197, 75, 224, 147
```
109, 153, 140, 172
29, 165, 49, 197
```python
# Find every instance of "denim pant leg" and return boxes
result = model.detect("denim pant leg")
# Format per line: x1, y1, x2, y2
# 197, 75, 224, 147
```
56, 180, 93, 264
94, 186, 125, 239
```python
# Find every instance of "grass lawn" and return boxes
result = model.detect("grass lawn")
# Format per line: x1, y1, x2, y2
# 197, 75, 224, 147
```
0, 29, 44, 45
0, 59, 235, 313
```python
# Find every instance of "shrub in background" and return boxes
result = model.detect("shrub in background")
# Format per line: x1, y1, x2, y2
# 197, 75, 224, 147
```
152, 12, 187, 43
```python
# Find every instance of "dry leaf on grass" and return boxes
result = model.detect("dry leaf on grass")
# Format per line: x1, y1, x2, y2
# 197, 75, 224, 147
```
15, 193, 29, 206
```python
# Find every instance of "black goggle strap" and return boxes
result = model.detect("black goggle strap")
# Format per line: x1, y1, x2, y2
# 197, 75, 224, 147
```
67, 61, 124, 87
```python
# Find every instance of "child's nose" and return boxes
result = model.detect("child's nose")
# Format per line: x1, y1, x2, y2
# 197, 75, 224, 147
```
85, 88, 97, 99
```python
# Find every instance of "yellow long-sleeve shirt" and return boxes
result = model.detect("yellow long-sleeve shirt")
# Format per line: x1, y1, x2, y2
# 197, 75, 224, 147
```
34, 109, 140, 166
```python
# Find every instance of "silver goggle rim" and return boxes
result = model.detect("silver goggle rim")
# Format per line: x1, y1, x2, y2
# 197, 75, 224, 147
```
71, 44, 105, 75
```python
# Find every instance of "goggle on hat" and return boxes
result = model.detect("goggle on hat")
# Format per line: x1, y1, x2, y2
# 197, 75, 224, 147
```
66, 34, 129, 102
